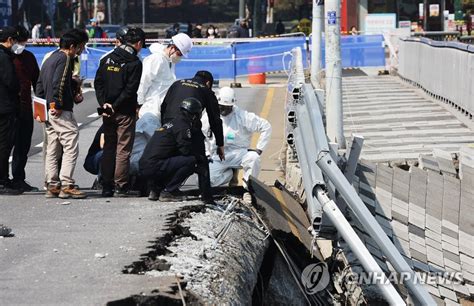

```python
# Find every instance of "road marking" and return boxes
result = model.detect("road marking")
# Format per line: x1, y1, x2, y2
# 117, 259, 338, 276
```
82, 88, 94, 94
88, 113, 100, 118
8, 156, 12, 163
78, 123, 83, 127
273, 187, 302, 242
35, 142, 43, 148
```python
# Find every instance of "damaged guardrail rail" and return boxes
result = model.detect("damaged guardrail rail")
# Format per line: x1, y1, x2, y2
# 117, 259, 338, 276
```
286, 47, 435, 306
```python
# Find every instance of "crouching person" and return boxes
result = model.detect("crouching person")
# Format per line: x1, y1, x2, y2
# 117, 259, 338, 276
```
139, 98, 202, 202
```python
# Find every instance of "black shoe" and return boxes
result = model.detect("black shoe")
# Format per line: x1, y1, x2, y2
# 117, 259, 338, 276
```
159, 190, 187, 202
102, 188, 114, 197
148, 190, 159, 201
113, 187, 140, 198
201, 195, 216, 205
13, 180, 39, 192
0, 184, 23, 195
91, 178, 103, 190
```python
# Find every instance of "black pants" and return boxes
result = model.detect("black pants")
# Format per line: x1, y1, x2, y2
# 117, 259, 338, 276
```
0, 113, 15, 184
193, 131, 212, 199
145, 155, 196, 193
12, 111, 34, 182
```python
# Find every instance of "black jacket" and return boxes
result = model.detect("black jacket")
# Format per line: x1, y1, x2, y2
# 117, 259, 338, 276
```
0, 45, 20, 115
139, 114, 196, 174
161, 76, 224, 147
94, 46, 142, 116
36, 50, 74, 111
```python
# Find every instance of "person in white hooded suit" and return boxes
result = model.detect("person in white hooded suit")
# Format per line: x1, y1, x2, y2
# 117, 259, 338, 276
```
203, 87, 272, 193
129, 33, 193, 176
137, 33, 193, 118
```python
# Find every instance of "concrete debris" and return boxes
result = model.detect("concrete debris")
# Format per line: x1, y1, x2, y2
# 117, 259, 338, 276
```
144, 198, 269, 304
95, 253, 107, 259
59, 201, 71, 205
0, 225, 12, 237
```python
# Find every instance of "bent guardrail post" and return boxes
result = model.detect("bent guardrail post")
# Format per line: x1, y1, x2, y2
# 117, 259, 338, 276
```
315, 151, 435, 305
314, 186, 406, 305
343, 134, 364, 184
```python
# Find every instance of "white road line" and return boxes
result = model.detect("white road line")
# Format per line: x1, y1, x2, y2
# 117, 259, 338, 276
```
88, 113, 100, 118
82, 88, 94, 94
78, 123, 83, 127
35, 142, 43, 148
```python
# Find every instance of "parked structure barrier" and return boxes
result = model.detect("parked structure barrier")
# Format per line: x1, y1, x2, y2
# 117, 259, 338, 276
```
286, 47, 435, 305
398, 37, 474, 119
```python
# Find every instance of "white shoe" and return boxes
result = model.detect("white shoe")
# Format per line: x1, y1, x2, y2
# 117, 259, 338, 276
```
243, 192, 252, 204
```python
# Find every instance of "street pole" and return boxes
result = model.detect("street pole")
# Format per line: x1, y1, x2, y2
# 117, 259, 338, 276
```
107, 0, 112, 24
239, 0, 245, 20
311, 0, 323, 88
325, 0, 345, 148
94, 0, 98, 19
73, 0, 77, 28
142, 0, 145, 28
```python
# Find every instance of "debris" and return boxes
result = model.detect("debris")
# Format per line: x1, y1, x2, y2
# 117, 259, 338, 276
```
53, 249, 58, 253
0, 225, 12, 237
59, 201, 71, 205
95, 253, 107, 259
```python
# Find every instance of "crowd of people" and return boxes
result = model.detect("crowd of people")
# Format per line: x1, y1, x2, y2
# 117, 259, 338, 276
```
0, 25, 271, 204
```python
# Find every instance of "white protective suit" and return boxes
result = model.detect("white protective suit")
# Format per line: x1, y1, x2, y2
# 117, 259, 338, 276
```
203, 106, 272, 188
137, 43, 176, 117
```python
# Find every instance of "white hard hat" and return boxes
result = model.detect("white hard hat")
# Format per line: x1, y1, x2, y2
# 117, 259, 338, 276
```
171, 33, 193, 58
218, 87, 236, 106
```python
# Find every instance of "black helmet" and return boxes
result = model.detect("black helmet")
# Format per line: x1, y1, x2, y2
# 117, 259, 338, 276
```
180, 98, 202, 115
123, 27, 146, 48
116, 26, 129, 43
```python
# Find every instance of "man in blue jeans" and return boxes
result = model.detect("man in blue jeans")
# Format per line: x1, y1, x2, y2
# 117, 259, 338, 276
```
83, 125, 104, 189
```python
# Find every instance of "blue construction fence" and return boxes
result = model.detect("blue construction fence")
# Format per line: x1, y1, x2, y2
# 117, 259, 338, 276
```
28, 35, 385, 80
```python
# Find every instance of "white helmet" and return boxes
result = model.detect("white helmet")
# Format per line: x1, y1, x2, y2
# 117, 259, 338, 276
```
171, 33, 193, 58
218, 87, 236, 106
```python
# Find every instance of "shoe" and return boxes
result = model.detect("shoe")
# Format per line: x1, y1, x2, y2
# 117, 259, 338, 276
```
45, 184, 61, 198
201, 195, 216, 205
59, 185, 87, 199
0, 182, 23, 195
13, 180, 39, 192
243, 192, 252, 204
159, 190, 187, 202
113, 187, 140, 198
102, 188, 114, 197
148, 190, 159, 201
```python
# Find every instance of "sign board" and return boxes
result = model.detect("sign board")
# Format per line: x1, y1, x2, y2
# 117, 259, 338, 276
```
365, 14, 396, 34
327, 11, 336, 25
399, 20, 411, 28
0, 0, 12, 26
429, 4, 439, 17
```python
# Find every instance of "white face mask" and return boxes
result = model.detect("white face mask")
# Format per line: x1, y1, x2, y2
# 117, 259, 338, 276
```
12, 44, 25, 55
208, 29, 214, 35
170, 53, 182, 64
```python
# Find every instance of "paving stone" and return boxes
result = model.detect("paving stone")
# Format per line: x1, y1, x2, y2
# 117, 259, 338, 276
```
444, 299, 461, 306
411, 249, 428, 264
429, 262, 446, 273
409, 232, 427, 246
458, 231, 474, 255
392, 210, 409, 224
425, 229, 442, 242
460, 254, 474, 267
442, 234, 458, 248
426, 284, 441, 297
375, 198, 392, 220
427, 245, 445, 267
443, 250, 461, 264
462, 271, 474, 283
466, 283, 474, 295
442, 176, 461, 225
392, 183, 410, 203
426, 237, 443, 251
441, 227, 459, 240
409, 202, 426, 215
408, 223, 425, 237
434, 149, 457, 177
394, 238, 411, 257
460, 262, 474, 275
444, 258, 462, 272
409, 166, 428, 208
419, 155, 440, 172
438, 285, 459, 302
453, 283, 470, 297
442, 240, 460, 255
392, 197, 409, 211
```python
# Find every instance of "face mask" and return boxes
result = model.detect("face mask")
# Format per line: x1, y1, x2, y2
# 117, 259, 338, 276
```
170, 53, 182, 64
208, 29, 214, 35
12, 44, 25, 55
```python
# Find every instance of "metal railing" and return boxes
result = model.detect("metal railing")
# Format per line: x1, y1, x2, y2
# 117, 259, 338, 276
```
287, 47, 435, 305
398, 37, 474, 119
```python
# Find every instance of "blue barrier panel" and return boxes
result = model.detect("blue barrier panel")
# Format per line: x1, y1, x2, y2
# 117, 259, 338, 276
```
235, 37, 307, 75
310, 34, 385, 68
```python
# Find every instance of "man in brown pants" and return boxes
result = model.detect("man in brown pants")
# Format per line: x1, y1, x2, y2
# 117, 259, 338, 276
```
94, 27, 145, 197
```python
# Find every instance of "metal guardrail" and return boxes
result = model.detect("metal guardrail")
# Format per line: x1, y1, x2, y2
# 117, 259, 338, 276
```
287, 47, 435, 305
413, 31, 461, 41
398, 37, 473, 119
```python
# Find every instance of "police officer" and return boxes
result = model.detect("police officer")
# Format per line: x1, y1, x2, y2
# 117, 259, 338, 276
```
161, 71, 224, 203
139, 98, 203, 202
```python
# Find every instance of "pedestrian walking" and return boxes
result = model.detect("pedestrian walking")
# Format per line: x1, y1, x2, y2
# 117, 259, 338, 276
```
94, 27, 145, 197
36, 31, 87, 199
0, 26, 22, 195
